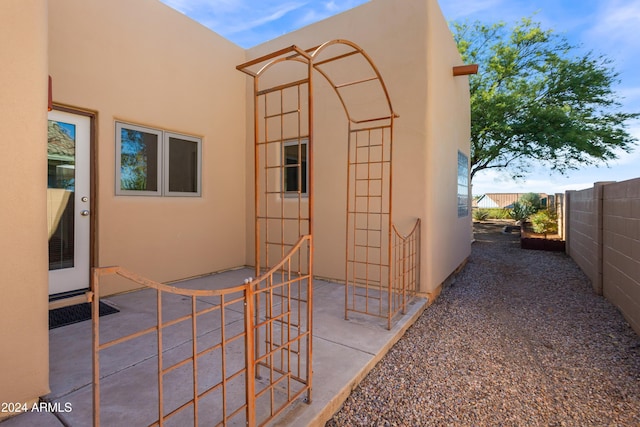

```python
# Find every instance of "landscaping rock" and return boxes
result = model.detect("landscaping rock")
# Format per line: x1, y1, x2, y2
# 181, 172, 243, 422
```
327, 222, 640, 427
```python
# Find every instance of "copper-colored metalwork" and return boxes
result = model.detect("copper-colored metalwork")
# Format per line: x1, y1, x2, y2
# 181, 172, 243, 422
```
239, 50, 314, 420
239, 39, 419, 332
91, 235, 312, 427
48, 75, 53, 111
90, 37, 419, 427
453, 64, 479, 76
392, 219, 421, 316
238, 49, 313, 278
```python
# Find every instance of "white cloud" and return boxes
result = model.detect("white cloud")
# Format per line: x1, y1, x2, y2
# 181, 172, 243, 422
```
617, 86, 640, 108
608, 120, 640, 167
161, 0, 244, 15
295, 9, 324, 27
223, 2, 309, 35
159, 0, 372, 46
324, 1, 340, 12
296, 0, 368, 27
159, 0, 307, 32
440, 0, 507, 21
586, 0, 640, 52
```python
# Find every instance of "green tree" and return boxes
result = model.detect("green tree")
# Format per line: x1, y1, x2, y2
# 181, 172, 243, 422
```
518, 192, 541, 211
452, 18, 639, 182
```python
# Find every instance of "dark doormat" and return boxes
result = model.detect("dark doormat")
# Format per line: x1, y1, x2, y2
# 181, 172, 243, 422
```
49, 302, 119, 330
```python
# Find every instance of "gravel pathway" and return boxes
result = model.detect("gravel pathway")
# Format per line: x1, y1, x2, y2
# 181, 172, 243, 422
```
327, 222, 640, 426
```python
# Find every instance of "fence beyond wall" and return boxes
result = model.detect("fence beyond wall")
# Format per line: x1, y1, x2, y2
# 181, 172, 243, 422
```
565, 178, 640, 335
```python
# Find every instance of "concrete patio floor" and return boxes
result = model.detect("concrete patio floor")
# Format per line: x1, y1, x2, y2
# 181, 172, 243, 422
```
1, 268, 426, 427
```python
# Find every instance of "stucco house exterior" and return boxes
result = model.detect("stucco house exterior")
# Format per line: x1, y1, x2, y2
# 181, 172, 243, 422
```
0, 0, 473, 416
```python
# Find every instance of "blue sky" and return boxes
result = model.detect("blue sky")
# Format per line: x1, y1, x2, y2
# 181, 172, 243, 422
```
159, 0, 640, 195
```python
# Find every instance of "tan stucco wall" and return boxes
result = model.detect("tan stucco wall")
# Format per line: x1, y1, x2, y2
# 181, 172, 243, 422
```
244, 0, 471, 293
0, 0, 470, 410
424, 0, 473, 292
48, 0, 248, 294
0, 0, 50, 412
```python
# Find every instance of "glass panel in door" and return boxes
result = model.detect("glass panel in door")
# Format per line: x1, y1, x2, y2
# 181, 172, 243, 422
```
48, 120, 76, 270
48, 110, 90, 296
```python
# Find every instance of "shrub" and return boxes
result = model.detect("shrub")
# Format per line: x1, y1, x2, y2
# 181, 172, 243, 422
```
485, 208, 512, 219
510, 201, 537, 223
473, 208, 511, 220
530, 210, 558, 237
473, 209, 490, 221
519, 192, 542, 211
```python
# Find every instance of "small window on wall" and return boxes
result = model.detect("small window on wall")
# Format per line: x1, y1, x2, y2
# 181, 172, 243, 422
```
283, 139, 308, 196
457, 151, 469, 217
165, 133, 201, 196
116, 122, 201, 197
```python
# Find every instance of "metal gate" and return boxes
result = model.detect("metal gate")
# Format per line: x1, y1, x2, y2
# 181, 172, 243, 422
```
91, 235, 312, 426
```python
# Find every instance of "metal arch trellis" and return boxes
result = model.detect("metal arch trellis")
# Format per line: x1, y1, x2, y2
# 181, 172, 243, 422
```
88, 39, 420, 427
237, 39, 419, 332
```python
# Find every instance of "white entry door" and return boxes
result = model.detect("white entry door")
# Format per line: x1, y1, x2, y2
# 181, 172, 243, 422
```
48, 110, 91, 296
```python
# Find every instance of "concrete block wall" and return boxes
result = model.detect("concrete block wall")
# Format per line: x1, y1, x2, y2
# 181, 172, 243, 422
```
601, 178, 640, 335
565, 186, 601, 292
554, 193, 565, 239
566, 178, 640, 335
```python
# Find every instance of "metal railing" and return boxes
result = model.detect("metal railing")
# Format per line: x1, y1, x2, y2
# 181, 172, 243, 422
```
391, 219, 421, 319
90, 235, 312, 427
345, 216, 421, 330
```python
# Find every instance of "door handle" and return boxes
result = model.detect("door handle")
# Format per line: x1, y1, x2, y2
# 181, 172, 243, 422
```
80, 210, 90, 217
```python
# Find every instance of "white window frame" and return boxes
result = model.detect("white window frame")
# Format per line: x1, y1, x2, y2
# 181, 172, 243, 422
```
282, 139, 308, 198
115, 121, 202, 197
115, 122, 162, 196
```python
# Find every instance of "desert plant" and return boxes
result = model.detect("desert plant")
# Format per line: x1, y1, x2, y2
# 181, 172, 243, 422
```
509, 201, 537, 224
473, 209, 490, 221
519, 192, 542, 211
530, 210, 558, 238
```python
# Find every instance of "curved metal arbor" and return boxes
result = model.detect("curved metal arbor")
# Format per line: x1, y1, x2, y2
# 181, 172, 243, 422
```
237, 39, 418, 331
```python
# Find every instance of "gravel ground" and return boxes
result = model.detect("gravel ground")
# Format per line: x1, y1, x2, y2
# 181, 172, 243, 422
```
327, 222, 640, 426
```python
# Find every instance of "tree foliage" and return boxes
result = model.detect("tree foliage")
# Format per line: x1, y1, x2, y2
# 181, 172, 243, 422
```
518, 192, 541, 211
530, 210, 558, 237
452, 18, 639, 182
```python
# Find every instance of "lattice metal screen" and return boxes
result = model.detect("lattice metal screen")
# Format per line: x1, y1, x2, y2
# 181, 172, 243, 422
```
345, 123, 394, 328
392, 219, 421, 318
255, 79, 311, 273
238, 40, 420, 332
91, 235, 312, 427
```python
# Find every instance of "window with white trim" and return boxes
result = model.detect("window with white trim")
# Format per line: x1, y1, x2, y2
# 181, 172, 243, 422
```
457, 151, 469, 217
116, 122, 201, 196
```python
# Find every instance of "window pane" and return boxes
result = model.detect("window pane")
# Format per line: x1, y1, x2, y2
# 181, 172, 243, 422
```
283, 141, 307, 194
120, 127, 158, 191
457, 151, 469, 217
48, 120, 75, 270
168, 136, 198, 193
